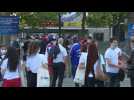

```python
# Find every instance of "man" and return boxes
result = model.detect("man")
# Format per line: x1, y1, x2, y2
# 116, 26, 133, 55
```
70, 37, 81, 86
105, 37, 125, 87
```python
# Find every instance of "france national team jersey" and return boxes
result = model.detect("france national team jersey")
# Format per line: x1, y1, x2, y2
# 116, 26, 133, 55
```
70, 43, 81, 68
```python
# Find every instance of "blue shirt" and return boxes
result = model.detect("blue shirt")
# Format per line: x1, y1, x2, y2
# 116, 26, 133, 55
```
70, 43, 81, 68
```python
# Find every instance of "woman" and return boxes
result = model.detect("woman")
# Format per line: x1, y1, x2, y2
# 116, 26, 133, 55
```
93, 40, 105, 87
1, 46, 21, 87
74, 40, 88, 87
84, 41, 99, 87
26, 41, 48, 87
51, 38, 68, 87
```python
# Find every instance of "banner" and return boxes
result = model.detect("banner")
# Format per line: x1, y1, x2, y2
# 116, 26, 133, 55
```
0, 16, 19, 35
61, 12, 83, 22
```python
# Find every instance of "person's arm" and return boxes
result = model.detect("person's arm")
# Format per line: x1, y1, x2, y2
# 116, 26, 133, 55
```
42, 54, 48, 69
106, 58, 122, 69
78, 63, 85, 69
78, 53, 85, 70
1, 59, 7, 75
63, 47, 68, 68
42, 63, 48, 69
25, 59, 31, 71
64, 56, 68, 68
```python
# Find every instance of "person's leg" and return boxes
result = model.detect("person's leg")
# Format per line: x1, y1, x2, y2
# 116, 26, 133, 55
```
50, 75, 53, 87
26, 71, 37, 87
110, 76, 120, 87
51, 64, 58, 87
113, 75, 120, 87
26, 71, 32, 87
58, 63, 65, 87
87, 78, 95, 87
71, 65, 76, 79
75, 83, 80, 87
31, 73, 37, 87
95, 80, 104, 87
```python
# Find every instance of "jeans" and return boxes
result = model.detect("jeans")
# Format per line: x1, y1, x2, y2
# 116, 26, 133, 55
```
71, 64, 78, 79
51, 62, 65, 87
105, 72, 120, 87
95, 79, 104, 87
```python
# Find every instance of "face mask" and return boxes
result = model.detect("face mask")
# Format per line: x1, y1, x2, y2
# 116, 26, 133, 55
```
1, 49, 7, 55
111, 43, 118, 49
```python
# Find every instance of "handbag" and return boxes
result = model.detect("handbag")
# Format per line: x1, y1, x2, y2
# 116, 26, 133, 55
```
94, 55, 110, 81
37, 66, 50, 87
73, 53, 87, 86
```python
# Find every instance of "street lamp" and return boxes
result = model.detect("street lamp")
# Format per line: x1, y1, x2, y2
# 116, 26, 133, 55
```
58, 12, 61, 36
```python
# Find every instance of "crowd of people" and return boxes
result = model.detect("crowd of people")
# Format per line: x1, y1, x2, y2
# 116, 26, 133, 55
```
0, 33, 134, 87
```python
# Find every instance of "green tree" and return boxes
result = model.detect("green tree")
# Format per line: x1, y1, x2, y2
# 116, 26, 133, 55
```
86, 12, 128, 27
16, 12, 59, 29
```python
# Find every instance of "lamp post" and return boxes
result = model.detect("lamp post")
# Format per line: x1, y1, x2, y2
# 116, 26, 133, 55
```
58, 12, 61, 36
82, 12, 86, 31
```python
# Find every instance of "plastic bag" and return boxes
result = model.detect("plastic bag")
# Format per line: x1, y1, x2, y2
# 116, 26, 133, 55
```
37, 66, 50, 87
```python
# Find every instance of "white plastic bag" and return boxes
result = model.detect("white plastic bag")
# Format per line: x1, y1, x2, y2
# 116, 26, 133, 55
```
37, 67, 50, 87
20, 69, 27, 87
19, 60, 27, 87
73, 53, 87, 86
73, 66, 86, 86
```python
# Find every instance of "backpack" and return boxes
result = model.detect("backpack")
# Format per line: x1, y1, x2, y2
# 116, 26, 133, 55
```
48, 45, 60, 60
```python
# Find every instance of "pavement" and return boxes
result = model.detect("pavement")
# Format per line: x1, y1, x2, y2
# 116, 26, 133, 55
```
63, 77, 131, 87
0, 76, 131, 87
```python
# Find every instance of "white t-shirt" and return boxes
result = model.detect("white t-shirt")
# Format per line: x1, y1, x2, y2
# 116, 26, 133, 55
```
78, 52, 88, 67
1, 59, 20, 80
104, 47, 122, 73
53, 44, 68, 63
115, 47, 122, 56
26, 53, 48, 73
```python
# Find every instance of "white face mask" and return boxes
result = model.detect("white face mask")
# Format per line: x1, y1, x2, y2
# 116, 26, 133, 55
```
1, 49, 7, 55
